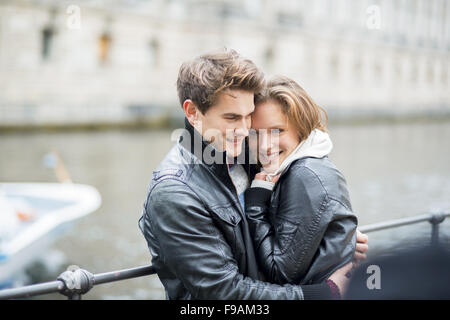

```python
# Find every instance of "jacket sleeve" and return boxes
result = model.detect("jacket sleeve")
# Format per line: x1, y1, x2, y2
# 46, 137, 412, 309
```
141, 178, 331, 299
301, 197, 357, 284
245, 165, 357, 285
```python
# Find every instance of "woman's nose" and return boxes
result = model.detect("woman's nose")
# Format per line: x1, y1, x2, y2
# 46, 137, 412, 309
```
258, 130, 271, 152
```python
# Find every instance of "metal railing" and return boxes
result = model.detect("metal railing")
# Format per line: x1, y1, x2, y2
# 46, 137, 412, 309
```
358, 211, 449, 246
0, 264, 156, 300
0, 211, 448, 300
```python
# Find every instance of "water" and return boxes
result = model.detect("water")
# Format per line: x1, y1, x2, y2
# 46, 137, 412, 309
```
0, 121, 449, 299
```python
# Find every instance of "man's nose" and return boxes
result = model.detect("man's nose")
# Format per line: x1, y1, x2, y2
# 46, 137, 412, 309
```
234, 118, 249, 137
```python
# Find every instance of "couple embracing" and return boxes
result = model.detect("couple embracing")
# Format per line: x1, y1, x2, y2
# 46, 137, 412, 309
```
139, 49, 369, 300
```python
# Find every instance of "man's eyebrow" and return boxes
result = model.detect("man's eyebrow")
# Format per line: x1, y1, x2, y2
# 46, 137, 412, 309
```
222, 111, 254, 117
222, 113, 241, 117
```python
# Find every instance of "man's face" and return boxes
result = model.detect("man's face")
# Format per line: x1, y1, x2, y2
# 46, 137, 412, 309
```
195, 89, 254, 158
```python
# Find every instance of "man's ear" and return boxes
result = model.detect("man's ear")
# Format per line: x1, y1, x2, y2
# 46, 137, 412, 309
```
183, 99, 199, 126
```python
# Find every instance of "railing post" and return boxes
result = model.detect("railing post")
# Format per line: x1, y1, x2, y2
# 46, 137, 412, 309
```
429, 212, 446, 247
68, 293, 82, 300
57, 267, 94, 300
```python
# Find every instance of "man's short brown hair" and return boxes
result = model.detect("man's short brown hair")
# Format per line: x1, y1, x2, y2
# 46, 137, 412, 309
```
177, 49, 264, 114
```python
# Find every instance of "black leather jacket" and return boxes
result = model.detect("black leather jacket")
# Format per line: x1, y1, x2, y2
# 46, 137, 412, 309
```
245, 157, 357, 286
138, 119, 333, 299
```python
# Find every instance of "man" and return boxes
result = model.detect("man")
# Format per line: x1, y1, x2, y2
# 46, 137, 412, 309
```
139, 49, 369, 299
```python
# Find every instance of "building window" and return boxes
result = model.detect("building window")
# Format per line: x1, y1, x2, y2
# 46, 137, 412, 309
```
149, 38, 160, 68
99, 32, 111, 63
373, 60, 382, 80
442, 63, 448, 85
410, 61, 418, 84
353, 58, 362, 80
394, 58, 402, 80
426, 60, 434, 84
41, 26, 54, 61
264, 46, 275, 71
329, 53, 339, 79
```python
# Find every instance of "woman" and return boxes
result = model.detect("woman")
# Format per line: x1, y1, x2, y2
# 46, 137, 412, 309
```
245, 75, 359, 290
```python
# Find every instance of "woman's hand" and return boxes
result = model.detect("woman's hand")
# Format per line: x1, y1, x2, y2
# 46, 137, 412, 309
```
254, 172, 268, 181
254, 171, 280, 184
328, 261, 354, 298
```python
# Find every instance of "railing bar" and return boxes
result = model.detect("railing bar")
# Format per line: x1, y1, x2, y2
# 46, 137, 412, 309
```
0, 280, 64, 300
359, 213, 449, 233
0, 265, 156, 300
359, 217, 429, 233
93, 265, 156, 285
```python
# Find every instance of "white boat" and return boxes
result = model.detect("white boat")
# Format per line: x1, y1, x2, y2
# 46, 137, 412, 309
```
0, 183, 101, 288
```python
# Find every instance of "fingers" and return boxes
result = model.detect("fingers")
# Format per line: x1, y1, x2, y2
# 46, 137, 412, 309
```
356, 230, 369, 244
271, 175, 280, 184
354, 251, 367, 261
254, 172, 281, 183
254, 172, 267, 180
355, 231, 369, 265
339, 261, 354, 274
356, 243, 369, 254
355, 230, 369, 264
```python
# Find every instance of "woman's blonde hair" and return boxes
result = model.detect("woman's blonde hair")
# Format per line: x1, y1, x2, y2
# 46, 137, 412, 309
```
254, 75, 328, 142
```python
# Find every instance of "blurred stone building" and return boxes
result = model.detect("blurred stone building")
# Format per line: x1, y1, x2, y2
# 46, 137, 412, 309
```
0, 0, 449, 127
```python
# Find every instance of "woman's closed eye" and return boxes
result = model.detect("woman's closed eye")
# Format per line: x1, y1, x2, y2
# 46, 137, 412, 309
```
270, 128, 284, 135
